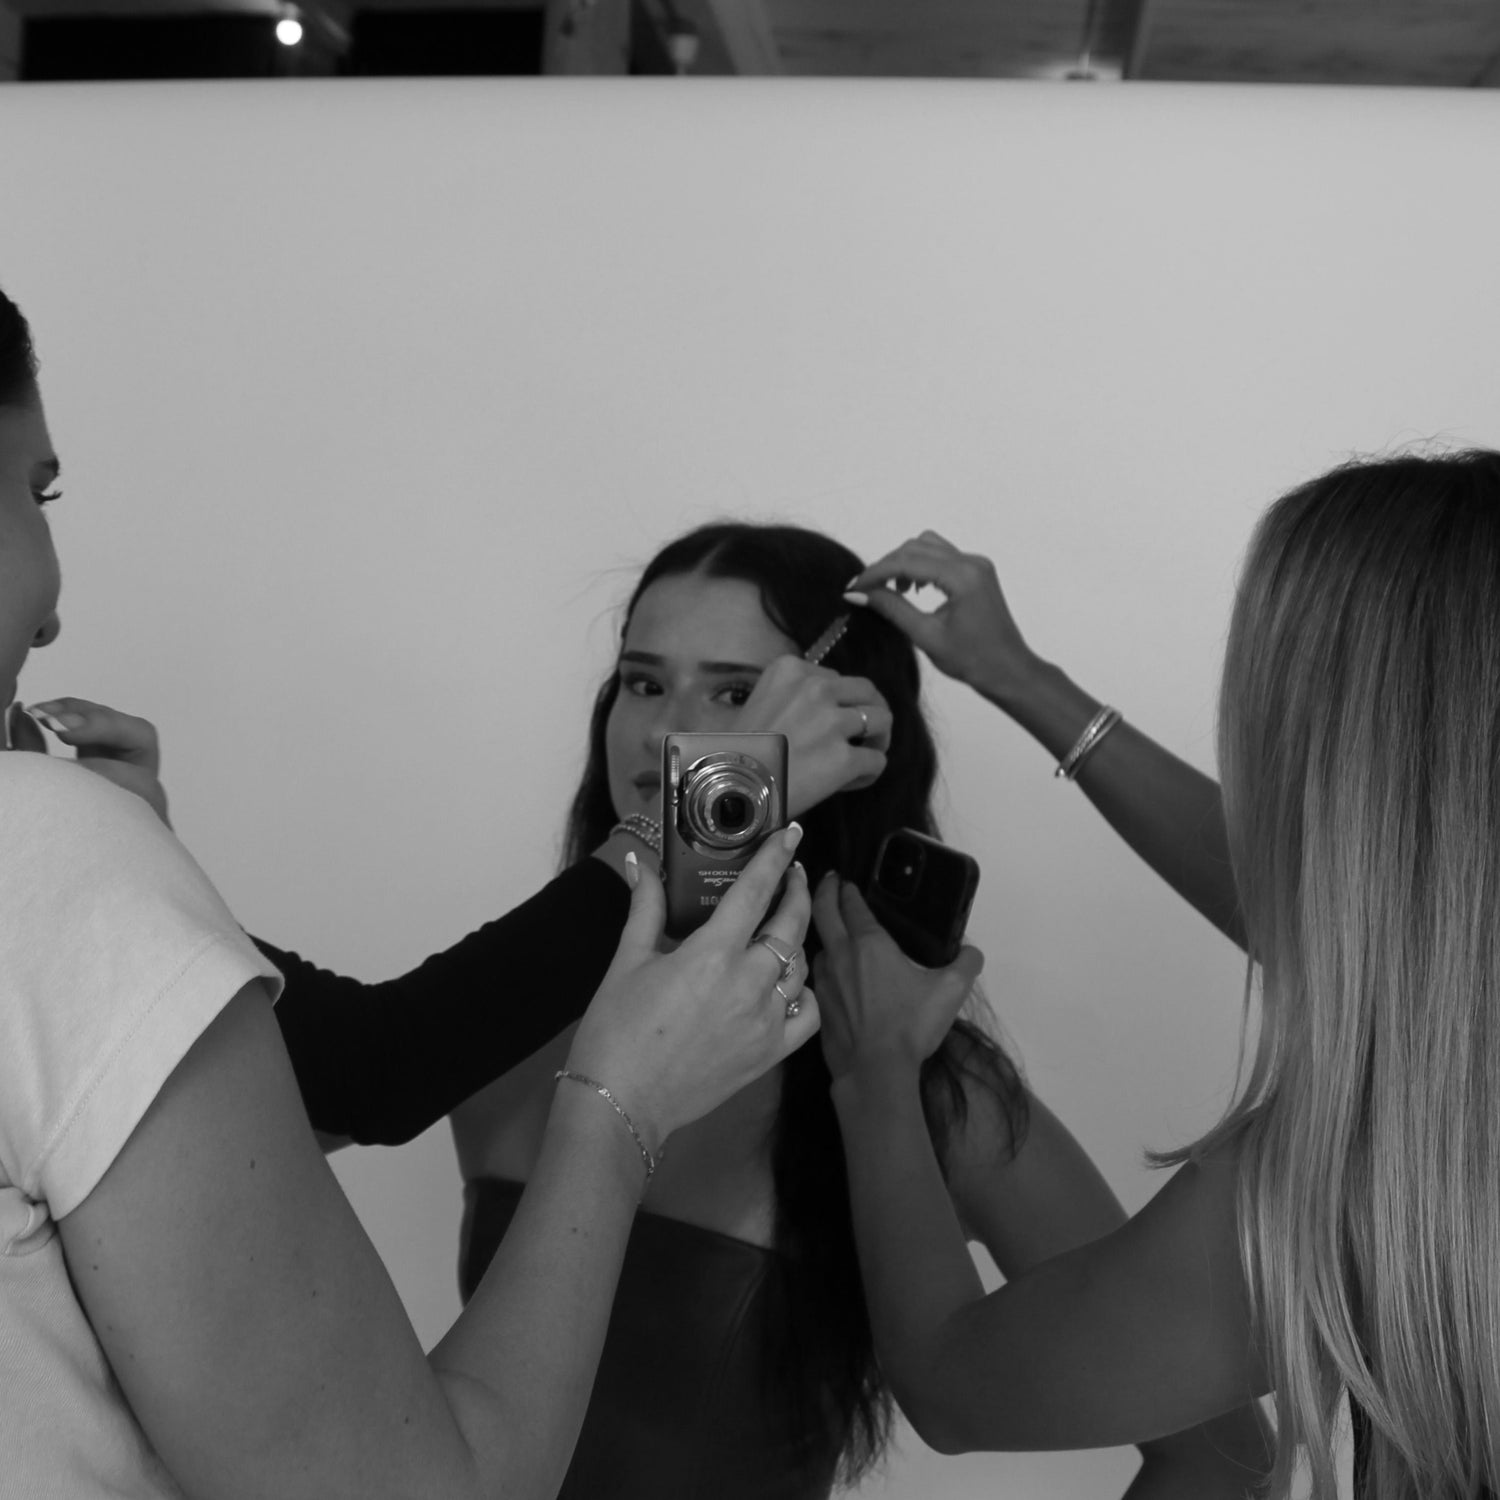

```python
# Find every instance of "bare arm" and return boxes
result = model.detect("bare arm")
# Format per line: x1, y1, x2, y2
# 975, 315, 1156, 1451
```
59, 829, 819, 1500
61, 979, 640, 1500
836, 1063, 1268, 1455
846, 535, 1245, 951
812, 879, 1268, 1470
948, 1079, 1272, 1495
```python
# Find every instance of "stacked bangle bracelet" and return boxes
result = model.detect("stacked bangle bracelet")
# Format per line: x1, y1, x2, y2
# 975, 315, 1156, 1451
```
1055, 706, 1122, 781
555, 1069, 658, 1184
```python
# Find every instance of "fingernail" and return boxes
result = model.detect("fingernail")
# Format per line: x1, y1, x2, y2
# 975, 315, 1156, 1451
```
624, 850, 640, 889
841, 591, 869, 607
29, 709, 80, 732
792, 860, 806, 878
784, 822, 804, 850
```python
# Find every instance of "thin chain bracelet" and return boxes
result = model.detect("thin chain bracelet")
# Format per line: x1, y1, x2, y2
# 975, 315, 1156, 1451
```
555, 1069, 658, 1184
610, 814, 663, 856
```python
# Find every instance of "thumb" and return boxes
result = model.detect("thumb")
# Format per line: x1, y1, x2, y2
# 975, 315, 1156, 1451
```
7, 703, 49, 756
946, 943, 986, 993
614, 853, 667, 965
851, 586, 943, 654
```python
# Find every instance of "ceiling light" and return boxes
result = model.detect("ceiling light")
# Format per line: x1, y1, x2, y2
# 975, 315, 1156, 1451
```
276, 14, 303, 45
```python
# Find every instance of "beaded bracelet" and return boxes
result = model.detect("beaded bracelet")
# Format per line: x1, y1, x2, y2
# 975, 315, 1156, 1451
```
1055, 706, 1122, 781
610, 814, 663, 856
555, 1069, 658, 1184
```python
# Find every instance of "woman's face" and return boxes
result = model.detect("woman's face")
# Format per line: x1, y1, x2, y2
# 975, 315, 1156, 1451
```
0, 394, 63, 714
606, 570, 799, 824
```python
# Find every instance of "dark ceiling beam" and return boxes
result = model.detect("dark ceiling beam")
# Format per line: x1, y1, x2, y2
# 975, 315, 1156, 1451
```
1075, 0, 1154, 79
699, 0, 779, 74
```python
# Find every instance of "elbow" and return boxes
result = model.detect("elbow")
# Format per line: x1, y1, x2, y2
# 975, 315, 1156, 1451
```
892, 1382, 973, 1458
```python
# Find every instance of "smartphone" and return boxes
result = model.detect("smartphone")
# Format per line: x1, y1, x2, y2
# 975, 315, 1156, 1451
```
661, 731, 790, 940
862, 828, 980, 968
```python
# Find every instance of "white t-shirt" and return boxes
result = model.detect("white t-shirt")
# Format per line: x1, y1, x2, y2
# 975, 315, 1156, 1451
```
0, 753, 285, 1498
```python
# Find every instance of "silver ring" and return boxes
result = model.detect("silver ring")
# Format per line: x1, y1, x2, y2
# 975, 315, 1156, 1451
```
854, 707, 869, 743
753, 933, 800, 980
781, 987, 801, 1019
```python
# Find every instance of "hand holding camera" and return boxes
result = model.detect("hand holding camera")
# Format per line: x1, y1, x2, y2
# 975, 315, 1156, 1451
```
567, 820, 820, 1156
811, 870, 984, 1084
735, 654, 891, 816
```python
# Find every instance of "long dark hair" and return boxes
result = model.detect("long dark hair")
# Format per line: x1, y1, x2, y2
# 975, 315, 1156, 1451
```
0, 287, 39, 409
562, 521, 1030, 1487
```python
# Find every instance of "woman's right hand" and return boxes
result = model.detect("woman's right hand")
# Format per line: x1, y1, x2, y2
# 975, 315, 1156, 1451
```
565, 822, 819, 1155
845, 531, 1038, 705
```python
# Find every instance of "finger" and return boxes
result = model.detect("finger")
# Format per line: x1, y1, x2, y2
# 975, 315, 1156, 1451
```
837, 878, 891, 941
612, 853, 668, 967
26, 698, 160, 767
846, 585, 944, 650
699, 821, 805, 946
948, 942, 986, 989
847, 540, 966, 596
811, 869, 850, 949
746, 860, 812, 984
778, 988, 821, 1056
7, 702, 49, 755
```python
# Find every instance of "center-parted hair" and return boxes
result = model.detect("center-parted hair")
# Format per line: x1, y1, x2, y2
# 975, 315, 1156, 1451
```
1148, 450, 1500, 1500
561, 521, 1028, 1488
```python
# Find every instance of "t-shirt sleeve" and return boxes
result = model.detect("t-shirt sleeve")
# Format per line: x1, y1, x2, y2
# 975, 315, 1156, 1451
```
258, 857, 632, 1146
0, 758, 285, 1219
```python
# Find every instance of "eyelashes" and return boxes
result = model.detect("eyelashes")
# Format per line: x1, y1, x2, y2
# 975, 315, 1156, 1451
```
34, 488, 62, 507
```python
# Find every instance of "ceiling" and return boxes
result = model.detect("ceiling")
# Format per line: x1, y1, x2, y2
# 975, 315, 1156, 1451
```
3, 0, 1499, 84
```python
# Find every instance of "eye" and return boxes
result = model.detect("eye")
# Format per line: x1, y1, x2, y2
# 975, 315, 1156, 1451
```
620, 672, 662, 698
33, 487, 62, 508
713, 681, 756, 708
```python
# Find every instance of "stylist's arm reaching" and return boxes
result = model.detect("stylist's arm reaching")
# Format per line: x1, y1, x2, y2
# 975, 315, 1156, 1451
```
844, 531, 1243, 949
61, 824, 817, 1500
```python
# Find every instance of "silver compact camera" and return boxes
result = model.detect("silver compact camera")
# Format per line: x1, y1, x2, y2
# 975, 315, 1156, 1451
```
661, 731, 789, 940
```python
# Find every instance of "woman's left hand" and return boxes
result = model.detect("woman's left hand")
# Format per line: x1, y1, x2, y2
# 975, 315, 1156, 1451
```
812, 872, 984, 1082
9, 697, 172, 828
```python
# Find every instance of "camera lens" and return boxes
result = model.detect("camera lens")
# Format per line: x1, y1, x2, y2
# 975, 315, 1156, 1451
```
878, 838, 924, 900
680, 753, 775, 852
713, 792, 751, 833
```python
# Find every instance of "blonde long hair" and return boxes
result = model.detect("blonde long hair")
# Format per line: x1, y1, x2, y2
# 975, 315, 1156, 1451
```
1147, 450, 1500, 1500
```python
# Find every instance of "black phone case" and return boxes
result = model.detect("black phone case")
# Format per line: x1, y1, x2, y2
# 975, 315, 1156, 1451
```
862, 829, 980, 968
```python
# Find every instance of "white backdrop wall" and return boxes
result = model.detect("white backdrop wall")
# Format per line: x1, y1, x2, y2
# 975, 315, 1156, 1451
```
3, 76, 1499, 1499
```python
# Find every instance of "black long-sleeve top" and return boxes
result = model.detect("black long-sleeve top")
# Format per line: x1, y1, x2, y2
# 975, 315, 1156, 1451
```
255, 858, 632, 1145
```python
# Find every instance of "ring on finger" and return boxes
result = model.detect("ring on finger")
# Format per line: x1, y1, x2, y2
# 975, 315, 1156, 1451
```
777, 981, 801, 1019
753, 932, 801, 981
853, 707, 869, 744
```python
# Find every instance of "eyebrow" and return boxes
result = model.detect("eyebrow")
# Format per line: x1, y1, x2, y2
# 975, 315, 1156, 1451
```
619, 650, 766, 675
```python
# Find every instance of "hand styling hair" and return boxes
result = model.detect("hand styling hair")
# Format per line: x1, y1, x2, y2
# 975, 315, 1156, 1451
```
562, 520, 1029, 1487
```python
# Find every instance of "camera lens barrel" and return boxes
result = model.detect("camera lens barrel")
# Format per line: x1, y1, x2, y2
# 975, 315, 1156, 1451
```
680, 753, 773, 851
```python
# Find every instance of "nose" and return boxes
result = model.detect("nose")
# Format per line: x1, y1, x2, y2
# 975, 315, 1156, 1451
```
32, 611, 60, 649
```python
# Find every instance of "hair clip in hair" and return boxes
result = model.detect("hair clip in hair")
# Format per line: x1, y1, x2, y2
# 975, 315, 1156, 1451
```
804, 613, 851, 667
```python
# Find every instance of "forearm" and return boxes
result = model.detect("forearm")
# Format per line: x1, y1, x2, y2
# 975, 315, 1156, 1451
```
981, 656, 1244, 950
427, 1079, 645, 1500
831, 1065, 987, 1453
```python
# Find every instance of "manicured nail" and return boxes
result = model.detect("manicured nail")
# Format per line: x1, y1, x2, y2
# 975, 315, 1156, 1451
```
784, 821, 804, 850
29, 708, 81, 732
624, 850, 640, 889
841, 591, 869, 607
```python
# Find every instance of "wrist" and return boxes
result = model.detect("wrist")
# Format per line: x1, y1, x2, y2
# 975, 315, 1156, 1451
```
548, 1070, 661, 1192
830, 1058, 924, 1117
